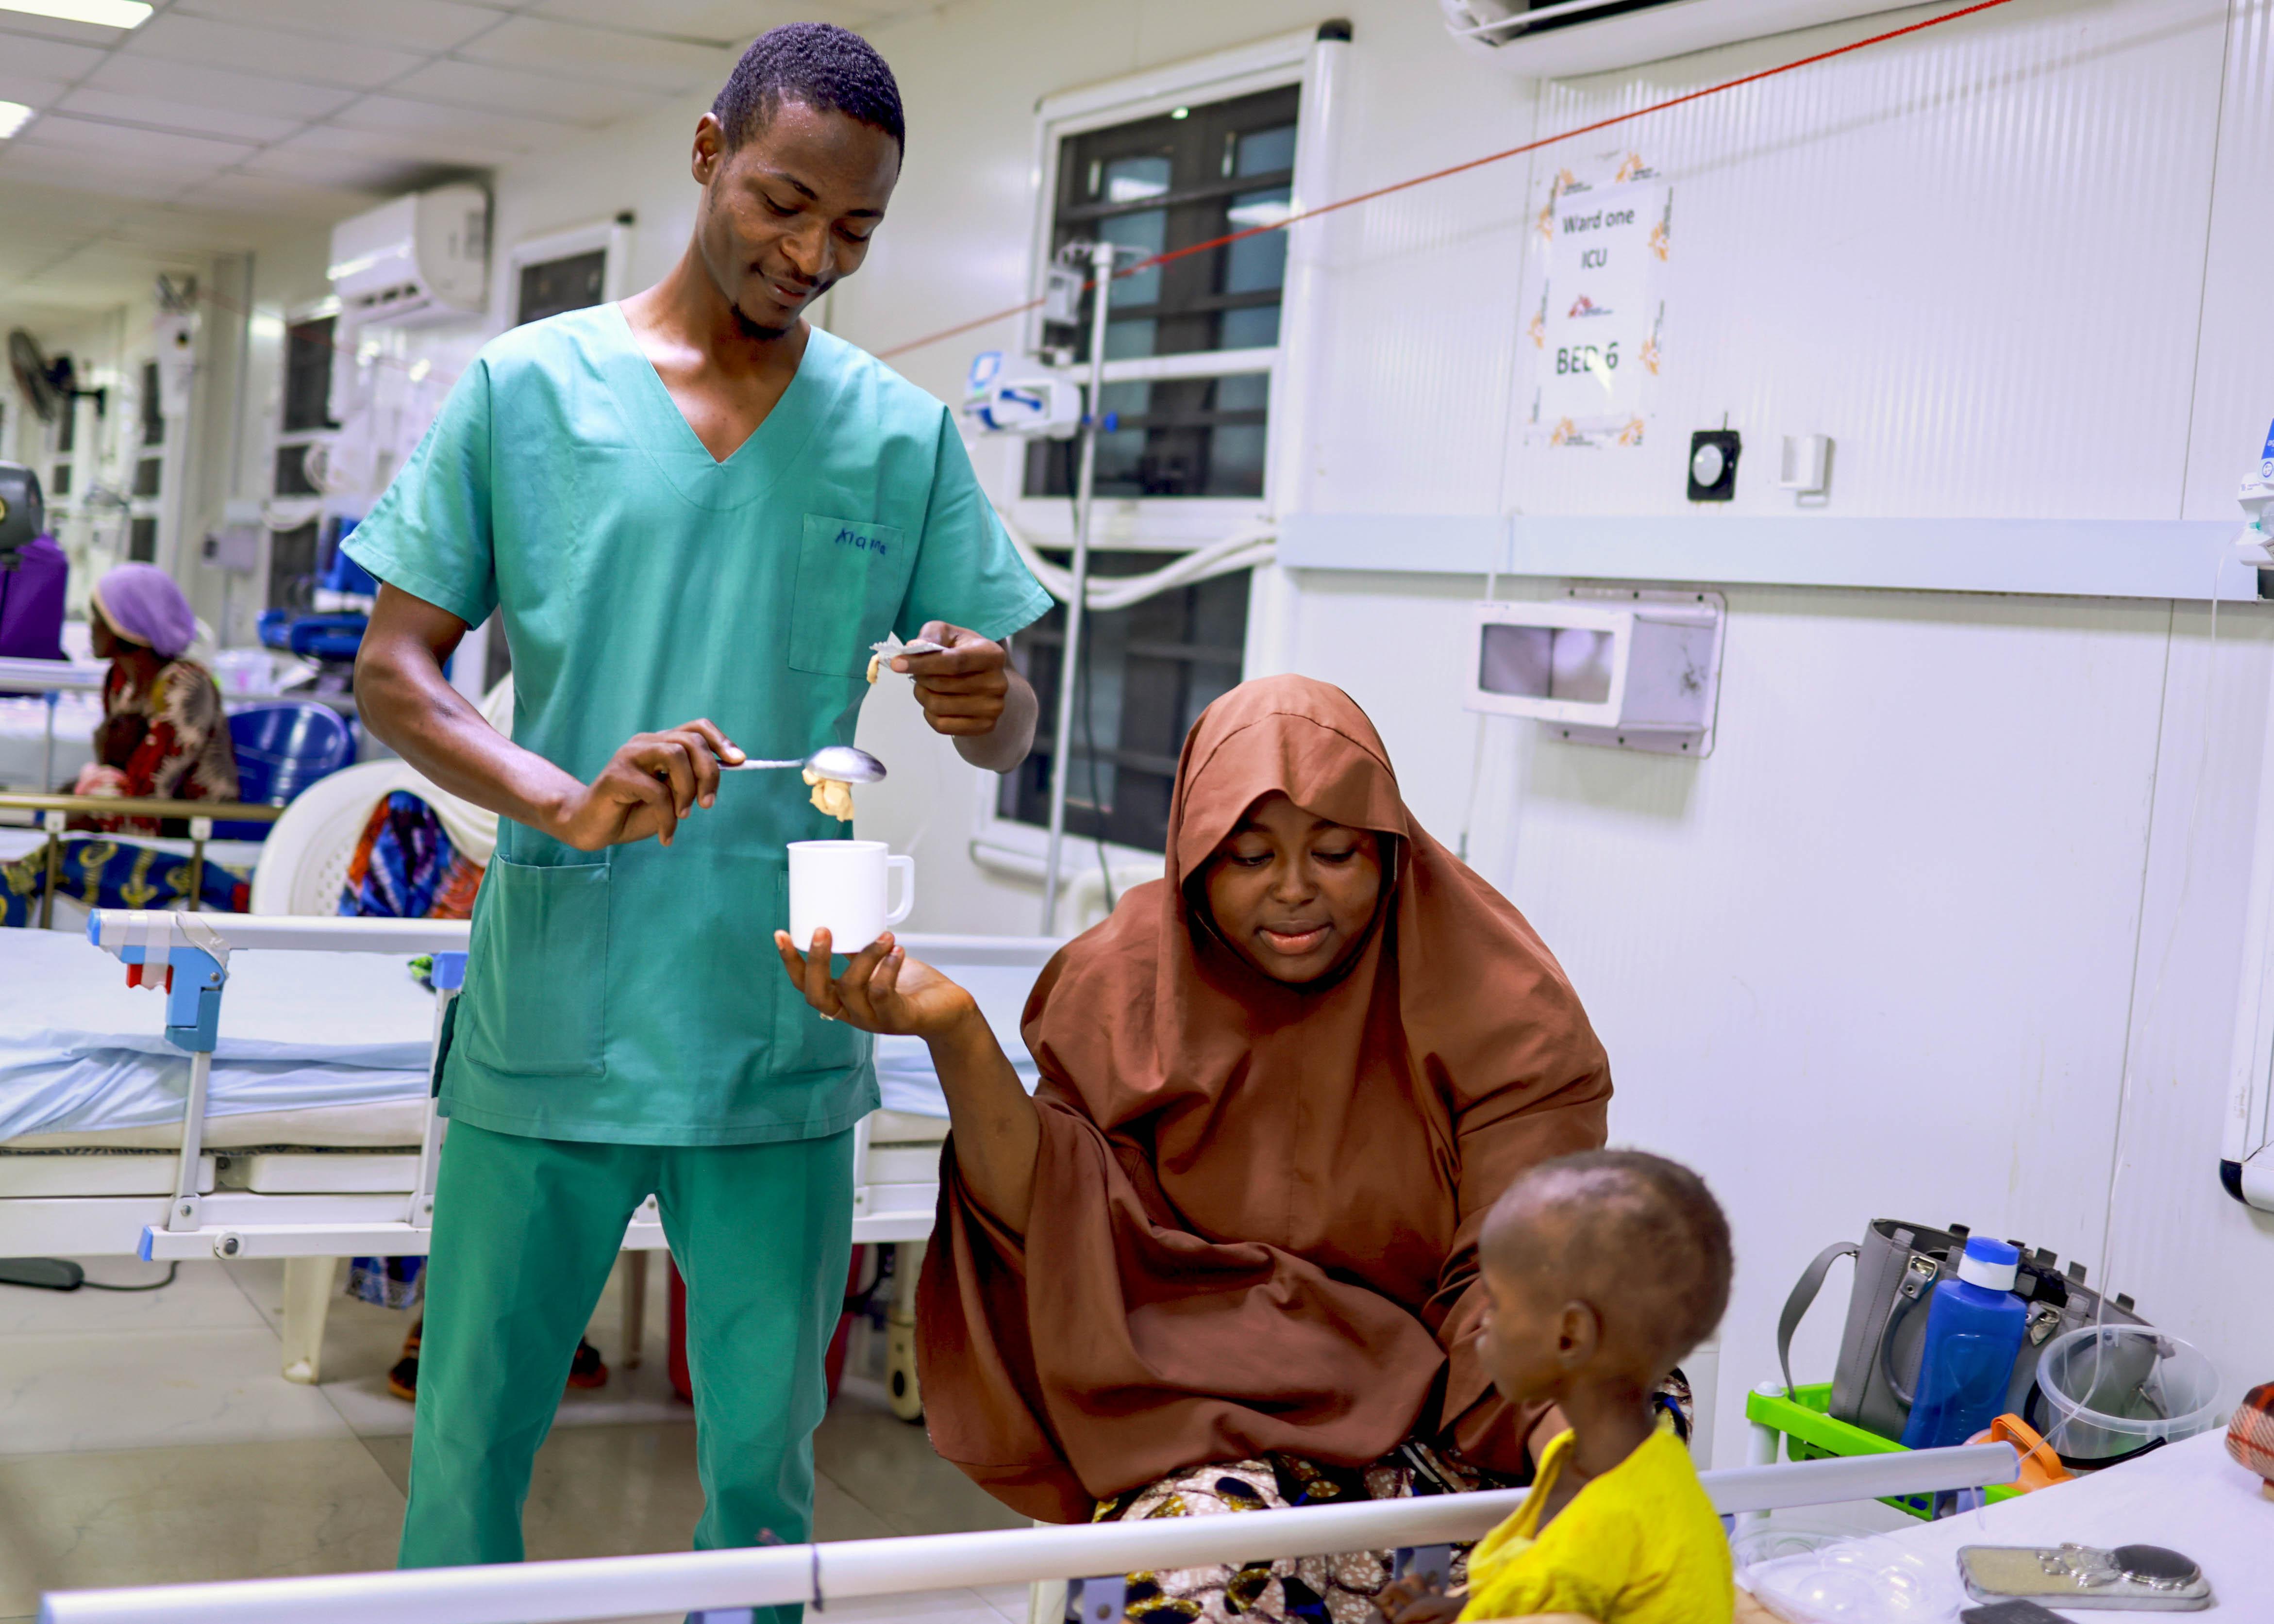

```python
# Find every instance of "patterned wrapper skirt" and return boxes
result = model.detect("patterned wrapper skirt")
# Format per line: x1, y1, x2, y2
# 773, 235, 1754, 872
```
1082, 1373, 1694, 1624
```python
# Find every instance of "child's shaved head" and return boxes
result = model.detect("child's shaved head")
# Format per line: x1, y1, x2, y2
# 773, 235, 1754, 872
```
1483, 1149, 1732, 1378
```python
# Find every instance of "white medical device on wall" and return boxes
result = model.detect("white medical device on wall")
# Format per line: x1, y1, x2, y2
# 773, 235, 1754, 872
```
963, 350, 1081, 439
327, 183, 489, 330
1465, 588, 1726, 756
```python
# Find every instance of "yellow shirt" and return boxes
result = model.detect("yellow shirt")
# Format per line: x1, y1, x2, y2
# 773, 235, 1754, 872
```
1459, 1424, 1733, 1624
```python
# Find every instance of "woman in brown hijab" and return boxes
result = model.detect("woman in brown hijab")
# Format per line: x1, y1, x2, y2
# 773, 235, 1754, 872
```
777, 676, 1636, 1624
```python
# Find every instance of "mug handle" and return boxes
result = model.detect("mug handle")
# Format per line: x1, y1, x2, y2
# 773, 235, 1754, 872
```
885, 855, 915, 927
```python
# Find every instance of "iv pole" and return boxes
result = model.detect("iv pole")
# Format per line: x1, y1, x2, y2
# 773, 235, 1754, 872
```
1039, 239, 1117, 934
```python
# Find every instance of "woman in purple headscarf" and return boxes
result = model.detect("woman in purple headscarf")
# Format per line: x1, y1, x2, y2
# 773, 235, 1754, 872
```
2, 566, 250, 924
74, 563, 238, 825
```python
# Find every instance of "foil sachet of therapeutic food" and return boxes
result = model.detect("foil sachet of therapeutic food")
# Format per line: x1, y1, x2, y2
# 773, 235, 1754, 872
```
866, 634, 948, 684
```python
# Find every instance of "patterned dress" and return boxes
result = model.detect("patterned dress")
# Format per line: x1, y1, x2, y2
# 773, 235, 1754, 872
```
1083, 1375, 1695, 1624
74, 659, 239, 830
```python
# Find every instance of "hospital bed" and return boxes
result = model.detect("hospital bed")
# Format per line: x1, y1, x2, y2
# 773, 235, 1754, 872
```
35, 1442, 2022, 1624
0, 910, 1057, 1394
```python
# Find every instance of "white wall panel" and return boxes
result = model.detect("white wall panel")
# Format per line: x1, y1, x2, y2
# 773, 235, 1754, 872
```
2183, 0, 2274, 520
1495, 0, 2231, 522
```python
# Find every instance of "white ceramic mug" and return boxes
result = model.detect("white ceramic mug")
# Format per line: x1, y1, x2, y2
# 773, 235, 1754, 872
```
787, 840, 914, 953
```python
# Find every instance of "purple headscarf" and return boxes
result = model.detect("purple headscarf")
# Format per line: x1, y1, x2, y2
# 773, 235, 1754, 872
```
91, 564, 198, 662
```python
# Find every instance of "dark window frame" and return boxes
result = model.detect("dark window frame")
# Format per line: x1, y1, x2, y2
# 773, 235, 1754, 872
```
1023, 83, 1299, 504
996, 551, 1252, 855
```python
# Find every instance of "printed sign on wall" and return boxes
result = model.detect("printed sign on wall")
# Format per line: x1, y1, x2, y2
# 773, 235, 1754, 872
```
1524, 156, 1670, 448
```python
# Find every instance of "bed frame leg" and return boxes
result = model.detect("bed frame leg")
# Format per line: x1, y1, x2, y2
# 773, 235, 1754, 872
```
281, 1255, 335, 1385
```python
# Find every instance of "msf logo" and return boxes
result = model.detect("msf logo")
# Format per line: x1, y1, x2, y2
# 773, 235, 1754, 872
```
834, 526, 889, 559
1567, 294, 1612, 319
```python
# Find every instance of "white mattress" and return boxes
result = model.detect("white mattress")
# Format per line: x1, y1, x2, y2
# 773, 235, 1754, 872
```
0, 930, 434, 1145
0, 928, 1049, 1150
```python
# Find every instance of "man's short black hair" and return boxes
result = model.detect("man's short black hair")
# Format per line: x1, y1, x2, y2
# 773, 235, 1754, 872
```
712, 23, 905, 154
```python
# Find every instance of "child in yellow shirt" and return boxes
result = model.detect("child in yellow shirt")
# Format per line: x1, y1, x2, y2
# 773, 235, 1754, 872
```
1380, 1150, 1735, 1624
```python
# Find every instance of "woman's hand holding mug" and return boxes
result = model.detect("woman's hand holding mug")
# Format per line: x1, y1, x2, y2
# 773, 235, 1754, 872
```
772, 928, 980, 1041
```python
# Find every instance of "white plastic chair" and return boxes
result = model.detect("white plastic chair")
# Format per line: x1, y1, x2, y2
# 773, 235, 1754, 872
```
246, 759, 420, 916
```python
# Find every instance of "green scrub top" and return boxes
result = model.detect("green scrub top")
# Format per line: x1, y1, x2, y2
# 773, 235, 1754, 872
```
344, 305, 1051, 1146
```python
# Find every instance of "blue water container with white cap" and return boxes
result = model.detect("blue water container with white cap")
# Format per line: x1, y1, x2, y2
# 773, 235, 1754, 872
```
1899, 1235, 2030, 1451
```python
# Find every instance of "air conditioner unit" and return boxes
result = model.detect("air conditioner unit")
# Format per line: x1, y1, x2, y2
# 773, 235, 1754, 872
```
328, 183, 489, 328
1440, 0, 1920, 78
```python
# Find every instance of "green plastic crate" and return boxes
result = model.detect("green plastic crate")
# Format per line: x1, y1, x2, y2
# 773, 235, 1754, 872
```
1744, 1382, 2022, 1521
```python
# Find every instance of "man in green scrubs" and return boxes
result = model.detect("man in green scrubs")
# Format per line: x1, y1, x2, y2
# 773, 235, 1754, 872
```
346, 24, 1050, 1581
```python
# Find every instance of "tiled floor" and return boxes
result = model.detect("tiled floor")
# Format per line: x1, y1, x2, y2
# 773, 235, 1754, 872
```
0, 1254, 1029, 1624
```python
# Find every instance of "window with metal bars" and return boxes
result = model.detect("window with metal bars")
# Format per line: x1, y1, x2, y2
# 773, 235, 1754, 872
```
1024, 83, 1297, 502
998, 551, 1251, 853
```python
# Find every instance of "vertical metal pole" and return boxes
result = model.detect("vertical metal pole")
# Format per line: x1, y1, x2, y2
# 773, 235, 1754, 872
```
1040, 241, 1117, 934
38, 809, 62, 929
186, 815, 210, 912
167, 1046, 213, 1232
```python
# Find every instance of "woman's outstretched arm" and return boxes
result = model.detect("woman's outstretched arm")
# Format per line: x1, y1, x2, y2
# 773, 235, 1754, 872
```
774, 929, 1039, 1231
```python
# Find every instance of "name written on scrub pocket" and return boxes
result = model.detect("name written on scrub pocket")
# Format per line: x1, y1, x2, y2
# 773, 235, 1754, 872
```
790, 513, 911, 676
828, 522, 891, 557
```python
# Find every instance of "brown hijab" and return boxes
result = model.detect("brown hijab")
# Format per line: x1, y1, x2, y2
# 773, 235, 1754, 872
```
917, 675, 1611, 1521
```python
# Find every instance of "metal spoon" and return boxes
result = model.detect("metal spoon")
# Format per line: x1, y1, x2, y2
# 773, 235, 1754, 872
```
719, 744, 888, 783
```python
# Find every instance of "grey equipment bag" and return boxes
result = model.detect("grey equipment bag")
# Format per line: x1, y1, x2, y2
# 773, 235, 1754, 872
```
1777, 1219, 2144, 1445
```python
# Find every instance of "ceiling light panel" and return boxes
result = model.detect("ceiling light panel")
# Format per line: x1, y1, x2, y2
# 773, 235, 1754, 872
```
0, 0, 151, 31
0, 99, 33, 138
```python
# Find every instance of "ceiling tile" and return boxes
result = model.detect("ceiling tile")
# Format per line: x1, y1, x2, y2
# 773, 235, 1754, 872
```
327, 92, 572, 153
58, 86, 303, 143
238, 142, 427, 193
388, 58, 662, 126
527, 0, 787, 44
0, 12, 119, 50
14, 112, 256, 168
0, 145, 226, 202
169, 0, 507, 55
175, 168, 377, 216
453, 15, 734, 94
121, 13, 430, 90
84, 54, 360, 119
0, 26, 108, 78
0, 72, 74, 112
278, 118, 493, 168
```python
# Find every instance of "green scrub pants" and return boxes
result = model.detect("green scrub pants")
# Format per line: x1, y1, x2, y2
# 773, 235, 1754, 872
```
399, 1118, 854, 1592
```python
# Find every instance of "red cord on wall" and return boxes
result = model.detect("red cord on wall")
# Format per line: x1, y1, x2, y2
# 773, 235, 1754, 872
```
876, 0, 2022, 362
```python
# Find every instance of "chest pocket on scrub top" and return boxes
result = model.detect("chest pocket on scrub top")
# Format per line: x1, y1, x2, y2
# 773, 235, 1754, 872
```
787, 514, 911, 678
459, 855, 610, 1076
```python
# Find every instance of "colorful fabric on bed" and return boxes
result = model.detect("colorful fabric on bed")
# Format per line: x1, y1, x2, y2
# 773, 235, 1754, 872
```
0, 834, 250, 927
